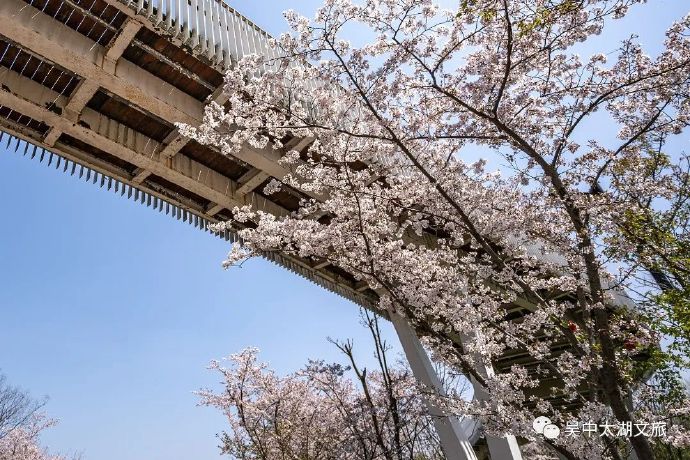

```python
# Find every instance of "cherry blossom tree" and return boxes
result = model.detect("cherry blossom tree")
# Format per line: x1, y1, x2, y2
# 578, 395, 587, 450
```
0, 374, 76, 460
198, 311, 452, 460
182, 0, 690, 458
0, 373, 44, 442
0, 415, 65, 460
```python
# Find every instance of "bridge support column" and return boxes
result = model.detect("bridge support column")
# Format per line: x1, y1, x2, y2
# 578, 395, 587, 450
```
472, 380, 523, 459
390, 312, 479, 460
464, 330, 523, 460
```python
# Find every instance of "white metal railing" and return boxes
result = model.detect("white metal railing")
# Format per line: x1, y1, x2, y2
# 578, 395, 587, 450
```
117, 0, 278, 69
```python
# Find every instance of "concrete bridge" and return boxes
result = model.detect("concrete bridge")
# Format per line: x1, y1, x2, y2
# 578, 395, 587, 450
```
0, 1, 535, 458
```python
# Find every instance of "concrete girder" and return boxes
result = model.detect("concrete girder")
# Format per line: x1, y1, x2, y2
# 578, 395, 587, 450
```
159, 133, 190, 159
131, 167, 151, 184
285, 136, 314, 154
103, 18, 143, 72
157, 87, 230, 161
43, 13, 142, 144
354, 281, 369, 292
205, 203, 225, 217
0, 0, 201, 123
139, 91, 228, 184
0, 0, 315, 198
43, 79, 100, 146
43, 127, 62, 147
0, 67, 289, 220
236, 168, 270, 196
63, 80, 101, 122
312, 259, 330, 270
21, 9, 140, 146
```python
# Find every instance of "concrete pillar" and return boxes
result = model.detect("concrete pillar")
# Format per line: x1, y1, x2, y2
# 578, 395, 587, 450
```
467, 340, 523, 460
391, 311, 524, 460
485, 434, 523, 459
390, 312, 479, 460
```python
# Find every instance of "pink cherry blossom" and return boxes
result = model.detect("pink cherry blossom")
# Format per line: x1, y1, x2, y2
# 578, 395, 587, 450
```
183, 1, 690, 458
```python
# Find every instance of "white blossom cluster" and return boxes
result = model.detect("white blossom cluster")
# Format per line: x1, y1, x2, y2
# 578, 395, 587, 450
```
0, 415, 67, 460
198, 347, 444, 459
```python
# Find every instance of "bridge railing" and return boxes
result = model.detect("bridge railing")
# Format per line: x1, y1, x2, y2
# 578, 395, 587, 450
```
117, 0, 278, 69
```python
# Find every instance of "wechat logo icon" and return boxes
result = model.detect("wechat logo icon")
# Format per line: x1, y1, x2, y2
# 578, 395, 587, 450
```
533, 416, 560, 440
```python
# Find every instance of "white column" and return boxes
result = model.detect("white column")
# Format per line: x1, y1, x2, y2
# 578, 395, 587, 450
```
485, 434, 523, 459
471, 382, 523, 459
390, 312, 479, 460
465, 336, 523, 460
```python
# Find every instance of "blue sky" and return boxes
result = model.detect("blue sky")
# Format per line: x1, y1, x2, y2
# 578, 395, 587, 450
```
0, 1, 688, 459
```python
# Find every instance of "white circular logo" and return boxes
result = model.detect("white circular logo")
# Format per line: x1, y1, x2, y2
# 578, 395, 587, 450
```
543, 424, 561, 439
532, 416, 551, 434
